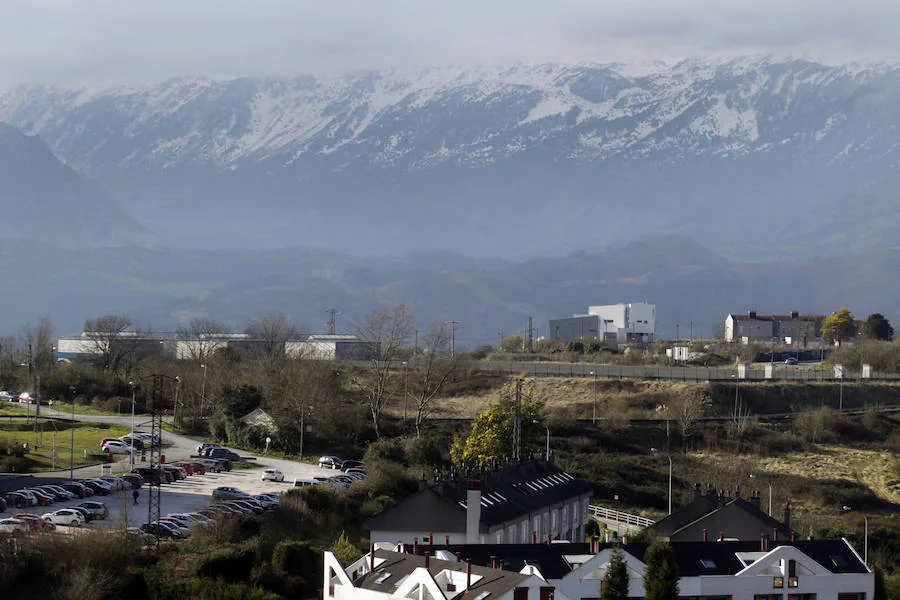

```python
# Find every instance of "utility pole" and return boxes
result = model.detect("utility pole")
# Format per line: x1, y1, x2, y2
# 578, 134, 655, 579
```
527, 316, 534, 353
446, 321, 459, 358
512, 380, 522, 461
326, 309, 340, 335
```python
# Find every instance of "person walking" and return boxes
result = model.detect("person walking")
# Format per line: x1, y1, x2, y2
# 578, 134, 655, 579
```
133, 488, 140, 504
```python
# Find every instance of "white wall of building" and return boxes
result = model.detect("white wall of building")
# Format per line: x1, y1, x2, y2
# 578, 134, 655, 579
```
587, 303, 656, 342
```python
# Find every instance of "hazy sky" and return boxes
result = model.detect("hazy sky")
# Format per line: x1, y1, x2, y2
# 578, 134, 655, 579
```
0, 0, 897, 87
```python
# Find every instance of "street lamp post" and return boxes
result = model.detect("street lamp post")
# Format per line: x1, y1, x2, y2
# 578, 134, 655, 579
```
402, 361, 409, 420
129, 381, 138, 465
173, 376, 183, 427
668, 455, 673, 515
299, 405, 313, 459
532, 420, 551, 461
200, 364, 208, 418
69, 386, 76, 479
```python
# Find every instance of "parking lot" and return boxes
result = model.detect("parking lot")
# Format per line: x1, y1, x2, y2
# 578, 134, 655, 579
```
2, 453, 331, 532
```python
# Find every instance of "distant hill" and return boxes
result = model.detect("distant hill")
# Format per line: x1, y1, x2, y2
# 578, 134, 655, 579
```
1, 235, 896, 345
2, 58, 900, 258
0, 123, 147, 247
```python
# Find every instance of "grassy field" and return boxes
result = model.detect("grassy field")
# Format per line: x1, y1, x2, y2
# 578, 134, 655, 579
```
0, 420, 131, 472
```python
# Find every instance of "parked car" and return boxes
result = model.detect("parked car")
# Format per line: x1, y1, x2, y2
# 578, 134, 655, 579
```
120, 474, 143, 489
13, 513, 55, 532
157, 517, 192, 536
207, 448, 240, 461
101, 440, 134, 455
784, 357, 799, 365
171, 461, 196, 475
0, 391, 15, 402
99, 476, 126, 491
25, 488, 55, 506
70, 506, 94, 522
42, 509, 85, 527
261, 468, 284, 482
120, 437, 145, 450
43, 485, 77, 501
197, 442, 221, 455
161, 465, 185, 481
132, 467, 163, 485
126, 527, 155, 544
140, 521, 183, 539
80, 480, 111, 496
318, 455, 343, 469
77, 501, 109, 520
231, 500, 265, 515
0, 518, 28, 534
60, 482, 93, 498
212, 487, 248, 501
203, 458, 232, 472
293, 478, 320, 488
187, 462, 206, 474
340, 460, 365, 472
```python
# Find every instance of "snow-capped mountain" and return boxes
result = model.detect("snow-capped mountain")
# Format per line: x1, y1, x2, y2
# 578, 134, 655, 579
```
1, 57, 899, 257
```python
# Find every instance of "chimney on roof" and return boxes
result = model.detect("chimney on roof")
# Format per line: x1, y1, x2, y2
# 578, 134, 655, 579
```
490, 555, 497, 569
749, 310, 757, 318
750, 490, 761, 508
703, 529, 708, 542
531, 532, 536, 544
790, 311, 799, 318
466, 560, 472, 589
466, 480, 482, 544
718, 532, 724, 542
413, 538, 419, 554
784, 502, 791, 529
773, 528, 778, 542
425, 553, 431, 569
791, 532, 797, 542
370, 543, 375, 571
445, 535, 450, 547
761, 534, 770, 552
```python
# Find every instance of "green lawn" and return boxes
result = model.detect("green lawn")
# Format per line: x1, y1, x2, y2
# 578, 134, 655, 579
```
0, 420, 131, 472
45, 401, 139, 418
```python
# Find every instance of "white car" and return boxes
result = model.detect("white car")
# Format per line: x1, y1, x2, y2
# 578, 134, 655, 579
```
261, 468, 284, 482
42, 509, 85, 527
0, 391, 15, 402
101, 440, 134, 455
0, 518, 28, 534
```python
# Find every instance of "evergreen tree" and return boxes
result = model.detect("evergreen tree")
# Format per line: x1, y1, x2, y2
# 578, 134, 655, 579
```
864, 313, 894, 341
643, 541, 679, 600
600, 548, 629, 600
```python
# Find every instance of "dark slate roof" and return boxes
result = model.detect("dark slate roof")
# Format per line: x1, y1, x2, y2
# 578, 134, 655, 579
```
652, 490, 795, 542
355, 549, 531, 598
365, 461, 593, 533
414, 539, 868, 578
668, 497, 794, 543
440, 461, 594, 528
364, 486, 467, 533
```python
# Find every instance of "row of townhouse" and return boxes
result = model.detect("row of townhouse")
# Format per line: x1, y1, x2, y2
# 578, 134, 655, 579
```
327, 538, 873, 600
364, 461, 594, 547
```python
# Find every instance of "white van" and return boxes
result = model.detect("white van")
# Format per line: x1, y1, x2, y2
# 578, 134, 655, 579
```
292, 478, 319, 488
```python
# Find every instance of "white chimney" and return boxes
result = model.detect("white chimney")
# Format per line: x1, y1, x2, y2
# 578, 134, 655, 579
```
466, 485, 482, 543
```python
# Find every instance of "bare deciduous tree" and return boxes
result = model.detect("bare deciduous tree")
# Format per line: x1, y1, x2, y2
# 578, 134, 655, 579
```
670, 388, 708, 452
411, 323, 459, 438
176, 318, 230, 362
354, 304, 415, 438
83, 314, 137, 375
245, 312, 300, 359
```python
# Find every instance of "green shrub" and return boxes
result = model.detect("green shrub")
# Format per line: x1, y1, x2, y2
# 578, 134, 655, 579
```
192, 546, 257, 583
297, 484, 336, 513
331, 531, 363, 567
363, 438, 407, 465
271, 540, 319, 579
182, 578, 281, 600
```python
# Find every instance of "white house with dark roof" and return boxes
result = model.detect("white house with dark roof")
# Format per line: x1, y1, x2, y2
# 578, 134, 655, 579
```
324, 547, 568, 600
411, 538, 873, 600
364, 461, 593, 546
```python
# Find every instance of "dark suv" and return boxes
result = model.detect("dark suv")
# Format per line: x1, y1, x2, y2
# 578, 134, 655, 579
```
132, 467, 163, 485
208, 448, 240, 461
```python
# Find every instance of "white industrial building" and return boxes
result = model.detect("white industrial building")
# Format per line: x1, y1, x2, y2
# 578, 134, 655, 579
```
549, 302, 656, 344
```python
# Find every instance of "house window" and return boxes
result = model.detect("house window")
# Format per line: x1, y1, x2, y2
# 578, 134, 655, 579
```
514, 587, 529, 600
521, 520, 528, 543
773, 577, 784, 589
539, 587, 555, 600
328, 584, 335, 597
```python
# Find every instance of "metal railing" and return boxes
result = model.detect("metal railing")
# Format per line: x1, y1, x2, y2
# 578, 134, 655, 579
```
588, 504, 655, 529
478, 360, 900, 382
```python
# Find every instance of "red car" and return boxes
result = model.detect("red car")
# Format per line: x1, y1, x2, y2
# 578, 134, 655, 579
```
188, 462, 206, 474
172, 461, 195, 475
26, 489, 54, 506
13, 513, 56, 531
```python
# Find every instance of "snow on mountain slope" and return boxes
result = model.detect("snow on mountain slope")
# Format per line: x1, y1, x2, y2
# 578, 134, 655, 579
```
1, 57, 897, 178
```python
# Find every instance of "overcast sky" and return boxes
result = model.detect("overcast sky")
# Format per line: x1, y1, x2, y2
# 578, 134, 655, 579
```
0, 0, 897, 87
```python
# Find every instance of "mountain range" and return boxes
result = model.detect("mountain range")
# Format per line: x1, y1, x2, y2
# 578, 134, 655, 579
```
1, 57, 899, 339
1, 57, 900, 259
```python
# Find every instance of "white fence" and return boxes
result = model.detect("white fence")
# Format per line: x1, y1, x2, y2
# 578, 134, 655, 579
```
588, 504, 655, 530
